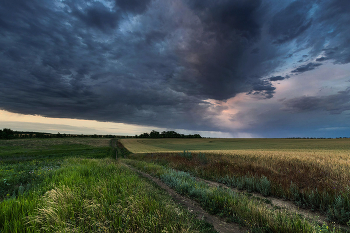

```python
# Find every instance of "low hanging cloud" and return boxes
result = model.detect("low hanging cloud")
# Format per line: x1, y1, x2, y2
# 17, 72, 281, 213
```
291, 63, 322, 73
248, 80, 276, 99
0, 0, 350, 134
269, 76, 288, 81
282, 88, 350, 114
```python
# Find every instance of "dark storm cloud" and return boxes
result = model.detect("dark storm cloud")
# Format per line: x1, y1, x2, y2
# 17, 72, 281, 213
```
0, 0, 350, 134
187, 0, 262, 40
73, 2, 120, 31
269, 76, 286, 82
169, 0, 283, 101
248, 80, 276, 99
0, 0, 221, 131
115, 0, 151, 14
316, 46, 350, 65
268, 0, 350, 72
282, 88, 350, 114
316, 57, 327, 62
251, 48, 260, 54
306, 1, 350, 65
269, 0, 313, 44
291, 63, 322, 73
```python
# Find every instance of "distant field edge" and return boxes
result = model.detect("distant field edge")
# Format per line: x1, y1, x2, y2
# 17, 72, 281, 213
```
120, 138, 350, 153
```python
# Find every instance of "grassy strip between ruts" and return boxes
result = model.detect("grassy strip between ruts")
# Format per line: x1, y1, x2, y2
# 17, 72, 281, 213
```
1, 157, 216, 232
122, 159, 342, 233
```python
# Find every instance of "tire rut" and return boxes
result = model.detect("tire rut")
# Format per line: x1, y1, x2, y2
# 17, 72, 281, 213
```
195, 177, 350, 231
123, 163, 246, 233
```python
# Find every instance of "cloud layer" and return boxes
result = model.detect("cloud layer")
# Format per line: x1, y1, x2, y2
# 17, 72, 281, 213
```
0, 0, 350, 136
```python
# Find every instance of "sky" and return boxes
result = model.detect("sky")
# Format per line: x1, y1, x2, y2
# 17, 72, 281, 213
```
1, 0, 350, 138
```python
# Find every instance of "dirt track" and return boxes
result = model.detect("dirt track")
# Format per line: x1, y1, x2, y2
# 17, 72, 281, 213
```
123, 163, 245, 233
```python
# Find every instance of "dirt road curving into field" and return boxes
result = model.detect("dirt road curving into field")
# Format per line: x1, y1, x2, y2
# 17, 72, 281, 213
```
123, 163, 245, 233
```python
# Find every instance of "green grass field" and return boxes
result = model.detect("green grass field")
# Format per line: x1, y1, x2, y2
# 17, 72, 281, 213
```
0, 138, 215, 232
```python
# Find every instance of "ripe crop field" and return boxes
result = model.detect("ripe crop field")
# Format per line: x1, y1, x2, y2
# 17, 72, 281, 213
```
0, 138, 214, 232
122, 138, 350, 231
120, 138, 350, 152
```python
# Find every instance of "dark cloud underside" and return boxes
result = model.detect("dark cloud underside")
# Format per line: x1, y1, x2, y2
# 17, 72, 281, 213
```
115, 0, 151, 14
0, 0, 350, 134
269, 76, 286, 81
291, 63, 322, 73
269, 0, 313, 44
282, 88, 350, 114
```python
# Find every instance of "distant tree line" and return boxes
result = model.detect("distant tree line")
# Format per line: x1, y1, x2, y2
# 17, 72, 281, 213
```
135, 130, 202, 138
0, 128, 15, 139
0, 128, 134, 140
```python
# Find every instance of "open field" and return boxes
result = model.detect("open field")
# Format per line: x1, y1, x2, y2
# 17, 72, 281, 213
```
0, 138, 215, 232
123, 138, 350, 228
120, 138, 350, 153
2, 137, 349, 232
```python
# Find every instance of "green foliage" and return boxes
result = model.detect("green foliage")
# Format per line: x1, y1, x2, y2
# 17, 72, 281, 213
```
288, 182, 350, 225
0, 128, 15, 140
179, 150, 192, 159
198, 152, 208, 164
258, 176, 271, 196
327, 195, 350, 225
218, 175, 271, 196
136, 130, 202, 138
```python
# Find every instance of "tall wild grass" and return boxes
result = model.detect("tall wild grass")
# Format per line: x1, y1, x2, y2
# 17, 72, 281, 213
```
128, 151, 350, 226
1, 139, 215, 232
124, 159, 340, 233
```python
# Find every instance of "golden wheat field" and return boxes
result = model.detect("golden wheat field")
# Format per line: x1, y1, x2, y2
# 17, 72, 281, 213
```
122, 138, 350, 204
121, 138, 350, 178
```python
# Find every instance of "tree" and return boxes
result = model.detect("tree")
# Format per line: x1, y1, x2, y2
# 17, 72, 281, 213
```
1, 128, 15, 139
139, 133, 150, 138
150, 130, 160, 138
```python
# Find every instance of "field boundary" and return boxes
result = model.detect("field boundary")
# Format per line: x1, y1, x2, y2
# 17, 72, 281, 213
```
123, 162, 245, 233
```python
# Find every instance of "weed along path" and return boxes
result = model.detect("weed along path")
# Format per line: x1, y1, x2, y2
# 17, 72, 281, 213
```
123, 163, 245, 233
194, 176, 329, 225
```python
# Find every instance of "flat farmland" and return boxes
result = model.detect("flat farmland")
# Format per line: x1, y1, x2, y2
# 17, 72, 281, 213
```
122, 138, 350, 230
120, 138, 350, 153
0, 138, 215, 232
